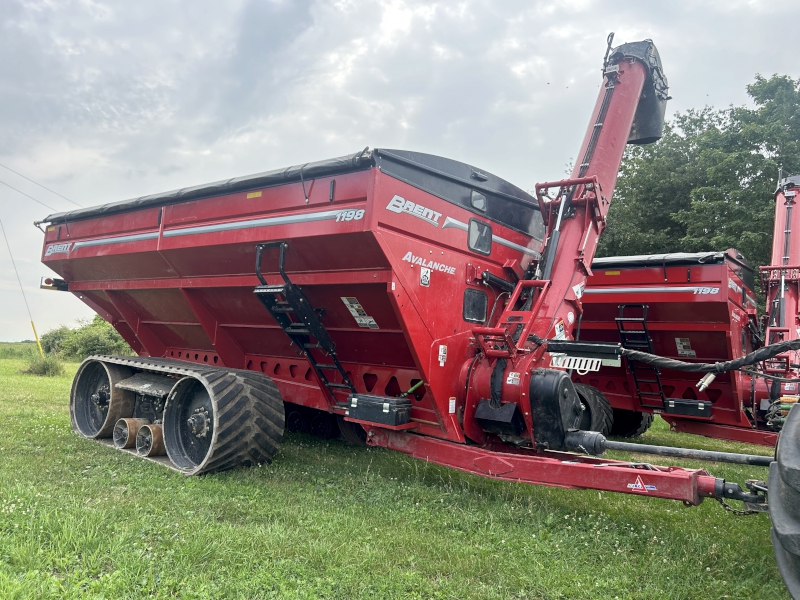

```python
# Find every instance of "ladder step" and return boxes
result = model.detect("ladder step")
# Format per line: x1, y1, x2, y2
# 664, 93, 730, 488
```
271, 307, 295, 313
286, 327, 311, 335
256, 285, 286, 294
638, 391, 664, 397
316, 364, 339, 370
304, 343, 323, 349
326, 383, 353, 389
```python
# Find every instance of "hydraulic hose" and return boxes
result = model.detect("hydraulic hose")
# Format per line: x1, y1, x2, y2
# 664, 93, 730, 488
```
620, 339, 800, 374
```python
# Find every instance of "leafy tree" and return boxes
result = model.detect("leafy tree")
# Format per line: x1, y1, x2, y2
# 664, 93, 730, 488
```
40, 325, 71, 355
41, 315, 132, 360
598, 74, 800, 270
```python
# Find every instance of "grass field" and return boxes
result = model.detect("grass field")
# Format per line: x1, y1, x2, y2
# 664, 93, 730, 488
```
0, 354, 789, 599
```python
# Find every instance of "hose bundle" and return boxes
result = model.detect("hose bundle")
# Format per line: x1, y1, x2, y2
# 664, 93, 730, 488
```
620, 339, 800, 374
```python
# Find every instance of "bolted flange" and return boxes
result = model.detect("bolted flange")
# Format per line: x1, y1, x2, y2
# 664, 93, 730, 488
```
187, 407, 210, 438
91, 387, 110, 410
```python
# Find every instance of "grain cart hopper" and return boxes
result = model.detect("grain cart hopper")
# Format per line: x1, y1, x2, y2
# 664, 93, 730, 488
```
571, 176, 800, 452
35, 38, 800, 597
573, 249, 774, 444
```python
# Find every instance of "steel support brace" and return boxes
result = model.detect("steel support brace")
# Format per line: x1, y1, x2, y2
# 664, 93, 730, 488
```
366, 430, 717, 505
180, 288, 247, 369
105, 290, 167, 358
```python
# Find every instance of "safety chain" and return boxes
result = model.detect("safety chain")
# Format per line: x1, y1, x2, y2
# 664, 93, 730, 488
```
716, 497, 759, 516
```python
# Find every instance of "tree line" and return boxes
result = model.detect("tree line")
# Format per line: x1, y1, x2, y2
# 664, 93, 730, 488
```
598, 74, 800, 270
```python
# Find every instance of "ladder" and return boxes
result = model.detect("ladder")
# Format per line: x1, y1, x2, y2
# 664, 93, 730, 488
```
253, 242, 356, 403
615, 304, 666, 408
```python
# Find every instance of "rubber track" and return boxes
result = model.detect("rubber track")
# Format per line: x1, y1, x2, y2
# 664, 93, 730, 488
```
337, 415, 368, 446
574, 383, 613, 436
609, 408, 654, 438
85, 356, 284, 475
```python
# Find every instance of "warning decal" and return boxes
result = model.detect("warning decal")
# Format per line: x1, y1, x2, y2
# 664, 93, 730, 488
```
341, 297, 379, 329
675, 338, 696, 357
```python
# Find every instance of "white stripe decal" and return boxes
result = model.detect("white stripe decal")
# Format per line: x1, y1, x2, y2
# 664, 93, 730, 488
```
72, 231, 159, 251
163, 209, 342, 238
68, 209, 344, 251
584, 286, 713, 294
442, 216, 540, 257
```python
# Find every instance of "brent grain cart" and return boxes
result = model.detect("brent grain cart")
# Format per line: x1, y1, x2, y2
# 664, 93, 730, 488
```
570, 176, 800, 450
35, 37, 800, 597
573, 249, 773, 444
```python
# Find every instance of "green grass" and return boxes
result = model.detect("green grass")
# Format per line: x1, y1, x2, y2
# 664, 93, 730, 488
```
0, 341, 37, 359
0, 355, 789, 599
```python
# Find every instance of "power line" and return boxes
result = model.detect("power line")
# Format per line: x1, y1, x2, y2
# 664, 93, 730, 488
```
0, 162, 83, 208
0, 177, 58, 212
0, 217, 44, 355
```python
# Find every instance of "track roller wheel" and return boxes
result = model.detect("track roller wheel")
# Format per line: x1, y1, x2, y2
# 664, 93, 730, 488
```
285, 403, 308, 433
136, 424, 166, 456
337, 416, 367, 445
574, 383, 613, 435
609, 408, 653, 438
163, 370, 284, 475
770, 405, 800, 599
309, 411, 338, 439
70, 359, 135, 439
113, 418, 150, 449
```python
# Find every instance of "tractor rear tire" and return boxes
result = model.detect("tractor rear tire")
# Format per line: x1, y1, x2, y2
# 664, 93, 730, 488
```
769, 405, 800, 599
163, 370, 284, 475
609, 409, 653, 438
337, 416, 368, 446
574, 383, 613, 436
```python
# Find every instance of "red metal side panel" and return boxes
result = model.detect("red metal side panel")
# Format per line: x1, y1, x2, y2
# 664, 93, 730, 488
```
576, 259, 758, 430
41, 165, 542, 444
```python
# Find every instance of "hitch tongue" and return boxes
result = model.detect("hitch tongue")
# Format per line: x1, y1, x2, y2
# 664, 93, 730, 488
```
714, 478, 769, 514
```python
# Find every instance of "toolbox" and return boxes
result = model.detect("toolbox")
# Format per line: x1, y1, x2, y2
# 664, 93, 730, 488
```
346, 394, 412, 426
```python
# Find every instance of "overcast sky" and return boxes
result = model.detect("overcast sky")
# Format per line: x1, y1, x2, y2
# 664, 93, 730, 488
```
1, 0, 798, 341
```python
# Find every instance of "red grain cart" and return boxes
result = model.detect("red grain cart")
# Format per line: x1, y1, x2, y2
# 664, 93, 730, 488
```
574, 250, 778, 445
35, 39, 800, 596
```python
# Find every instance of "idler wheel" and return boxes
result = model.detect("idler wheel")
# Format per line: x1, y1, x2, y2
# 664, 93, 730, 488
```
285, 404, 308, 433
163, 371, 285, 475
113, 418, 150, 449
70, 359, 134, 439
309, 411, 338, 439
136, 424, 166, 456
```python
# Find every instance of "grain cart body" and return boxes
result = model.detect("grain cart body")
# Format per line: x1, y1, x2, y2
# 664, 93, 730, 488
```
576, 250, 778, 445
40, 148, 546, 445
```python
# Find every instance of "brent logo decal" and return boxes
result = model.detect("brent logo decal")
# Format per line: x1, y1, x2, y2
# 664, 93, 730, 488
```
45, 243, 71, 257
386, 195, 442, 227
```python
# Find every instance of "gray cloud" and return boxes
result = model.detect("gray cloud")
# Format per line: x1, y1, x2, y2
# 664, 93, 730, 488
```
1, 0, 798, 339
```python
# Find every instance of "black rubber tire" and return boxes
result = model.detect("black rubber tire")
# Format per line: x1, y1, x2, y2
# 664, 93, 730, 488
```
163, 369, 284, 475
337, 416, 368, 446
769, 405, 800, 599
609, 408, 654, 438
574, 383, 613, 436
